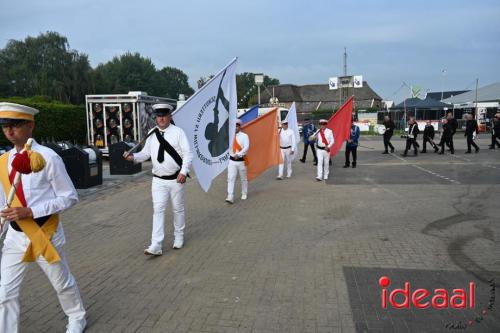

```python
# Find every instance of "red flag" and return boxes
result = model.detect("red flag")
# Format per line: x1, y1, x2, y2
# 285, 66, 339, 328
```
327, 96, 354, 157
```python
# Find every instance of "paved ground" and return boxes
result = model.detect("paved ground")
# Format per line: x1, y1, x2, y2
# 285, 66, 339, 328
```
4, 136, 500, 332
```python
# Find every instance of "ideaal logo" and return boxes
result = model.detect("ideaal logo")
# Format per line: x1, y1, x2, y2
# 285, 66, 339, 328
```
379, 276, 496, 330
193, 69, 230, 166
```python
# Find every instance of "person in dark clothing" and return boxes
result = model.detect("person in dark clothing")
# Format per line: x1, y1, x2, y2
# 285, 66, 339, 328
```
464, 113, 480, 153
446, 112, 457, 153
344, 123, 360, 168
300, 119, 318, 165
421, 120, 439, 153
382, 116, 395, 154
489, 114, 500, 149
438, 118, 453, 154
402, 117, 420, 156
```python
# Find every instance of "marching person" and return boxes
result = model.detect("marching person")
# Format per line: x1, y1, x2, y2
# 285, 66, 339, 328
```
402, 117, 420, 157
382, 115, 396, 154
344, 122, 360, 168
226, 119, 250, 203
300, 119, 318, 165
0, 102, 86, 333
488, 114, 500, 149
315, 119, 334, 181
421, 120, 439, 153
464, 113, 480, 154
438, 118, 453, 154
124, 104, 192, 255
277, 120, 296, 179
446, 112, 457, 153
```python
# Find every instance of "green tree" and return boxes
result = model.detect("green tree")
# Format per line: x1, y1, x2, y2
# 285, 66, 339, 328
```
92, 52, 157, 94
154, 66, 194, 99
0, 31, 92, 104
236, 72, 280, 108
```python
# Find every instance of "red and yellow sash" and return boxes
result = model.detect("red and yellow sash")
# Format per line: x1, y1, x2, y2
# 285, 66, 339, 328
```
0, 153, 61, 263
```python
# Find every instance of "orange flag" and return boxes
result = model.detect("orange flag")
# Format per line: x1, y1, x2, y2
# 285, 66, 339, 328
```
242, 108, 282, 181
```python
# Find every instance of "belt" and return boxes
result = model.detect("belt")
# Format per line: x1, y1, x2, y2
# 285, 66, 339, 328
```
316, 145, 326, 150
280, 146, 291, 149
230, 156, 245, 162
11, 215, 51, 232
153, 170, 180, 180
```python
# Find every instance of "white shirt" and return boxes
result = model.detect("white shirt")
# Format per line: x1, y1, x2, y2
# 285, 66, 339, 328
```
0, 140, 78, 219
279, 128, 296, 152
316, 128, 334, 148
133, 124, 192, 176
230, 131, 250, 158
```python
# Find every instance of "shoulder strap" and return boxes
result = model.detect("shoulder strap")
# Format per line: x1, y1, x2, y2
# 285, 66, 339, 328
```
154, 128, 184, 169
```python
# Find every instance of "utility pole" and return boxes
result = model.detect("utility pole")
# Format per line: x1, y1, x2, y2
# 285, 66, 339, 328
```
475, 78, 479, 120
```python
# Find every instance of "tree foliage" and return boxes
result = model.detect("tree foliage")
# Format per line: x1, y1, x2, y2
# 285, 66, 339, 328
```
236, 72, 280, 108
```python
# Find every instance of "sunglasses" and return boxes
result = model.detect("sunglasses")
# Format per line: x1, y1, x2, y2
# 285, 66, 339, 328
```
1, 121, 28, 130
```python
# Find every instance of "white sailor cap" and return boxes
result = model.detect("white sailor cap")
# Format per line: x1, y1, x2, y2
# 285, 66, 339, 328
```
152, 103, 174, 116
0, 102, 39, 124
236, 119, 242, 126
319, 119, 328, 124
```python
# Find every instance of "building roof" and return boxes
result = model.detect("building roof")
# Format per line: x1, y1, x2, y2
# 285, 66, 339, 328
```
414, 97, 453, 109
394, 97, 422, 109
425, 90, 469, 101
443, 82, 500, 104
259, 82, 382, 106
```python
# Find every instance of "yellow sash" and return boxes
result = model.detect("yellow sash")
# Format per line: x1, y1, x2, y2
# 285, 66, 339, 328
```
0, 153, 61, 263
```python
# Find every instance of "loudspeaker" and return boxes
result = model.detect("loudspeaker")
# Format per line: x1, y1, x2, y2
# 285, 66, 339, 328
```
60, 146, 103, 189
109, 141, 142, 175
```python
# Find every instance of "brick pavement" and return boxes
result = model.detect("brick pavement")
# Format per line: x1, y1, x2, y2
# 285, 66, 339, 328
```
4, 136, 499, 332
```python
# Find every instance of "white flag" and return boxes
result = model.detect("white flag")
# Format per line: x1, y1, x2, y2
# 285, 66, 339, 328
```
285, 102, 300, 160
353, 75, 363, 88
172, 58, 237, 192
328, 77, 338, 90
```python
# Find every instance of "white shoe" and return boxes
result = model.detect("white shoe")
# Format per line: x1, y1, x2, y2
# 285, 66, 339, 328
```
66, 318, 86, 333
241, 193, 247, 200
173, 238, 184, 249
225, 197, 234, 204
276, 176, 283, 180
144, 246, 162, 256
315, 177, 322, 182
286, 175, 291, 178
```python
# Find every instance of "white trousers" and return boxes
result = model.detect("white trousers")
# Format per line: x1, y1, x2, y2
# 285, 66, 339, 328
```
0, 229, 86, 333
316, 149, 331, 180
227, 160, 248, 200
151, 177, 185, 249
278, 148, 293, 178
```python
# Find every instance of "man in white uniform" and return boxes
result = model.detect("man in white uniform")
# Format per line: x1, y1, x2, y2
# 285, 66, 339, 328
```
277, 120, 296, 179
226, 119, 250, 204
315, 119, 334, 181
0, 102, 86, 333
124, 104, 192, 255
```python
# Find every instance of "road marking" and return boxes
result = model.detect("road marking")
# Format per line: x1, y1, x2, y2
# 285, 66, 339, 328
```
390, 154, 461, 184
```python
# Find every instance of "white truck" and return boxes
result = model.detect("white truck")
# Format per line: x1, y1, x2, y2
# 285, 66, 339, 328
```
85, 91, 176, 155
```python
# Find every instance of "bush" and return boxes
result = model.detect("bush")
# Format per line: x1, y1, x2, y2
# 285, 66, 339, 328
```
0, 96, 86, 146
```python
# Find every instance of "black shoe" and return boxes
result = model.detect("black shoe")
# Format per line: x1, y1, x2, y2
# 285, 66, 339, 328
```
420, 150, 426, 153
382, 151, 389, 154
465, 151, 471, 154
300, 159, 305, 163
390, 148, 395, 153
401, 153, 407, 157
475, 148, 480, 153
489, 146, 495, 149
438, 151, 444, 155
343, 164, 350, 168
434, 147, 439, 153
329, 161, 332, 166
313, 162, 318, 166
450, 151, 454, 154
352, 163, 356, 168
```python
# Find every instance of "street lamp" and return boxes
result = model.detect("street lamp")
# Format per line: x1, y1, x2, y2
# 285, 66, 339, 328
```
441, 69, 446, 101
254, 74, 264, 106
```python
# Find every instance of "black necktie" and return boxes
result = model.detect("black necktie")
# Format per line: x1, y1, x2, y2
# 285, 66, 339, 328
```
157, 131, 165, 163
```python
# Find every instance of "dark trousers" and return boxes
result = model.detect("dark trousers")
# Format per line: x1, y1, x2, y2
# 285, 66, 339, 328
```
438, 137, 453, 153
490, 134, 500, 148
345, 147, 357, 166
383, 132, 394, 152
466, 134, 479, 152
422, 137, 437, 152
446, 134, 455, 151
404, 138, 418, 155
301, 142, 317, 162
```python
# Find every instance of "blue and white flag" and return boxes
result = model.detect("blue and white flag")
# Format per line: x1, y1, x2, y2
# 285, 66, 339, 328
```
173, 58, 238, 192
239, 105, 258, 125
285, 102, 300, 160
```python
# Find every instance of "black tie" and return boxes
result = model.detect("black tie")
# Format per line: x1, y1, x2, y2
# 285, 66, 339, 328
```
157, 131, 165, 163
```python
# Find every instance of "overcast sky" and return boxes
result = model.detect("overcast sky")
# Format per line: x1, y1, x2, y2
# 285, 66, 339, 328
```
1, 0, 499, 102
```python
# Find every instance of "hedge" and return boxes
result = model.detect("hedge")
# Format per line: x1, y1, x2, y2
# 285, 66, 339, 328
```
0, 96, 86, 146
